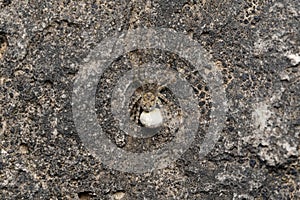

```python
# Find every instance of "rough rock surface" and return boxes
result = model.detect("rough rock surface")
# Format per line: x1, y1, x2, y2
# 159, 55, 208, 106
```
0, 0, 299, 199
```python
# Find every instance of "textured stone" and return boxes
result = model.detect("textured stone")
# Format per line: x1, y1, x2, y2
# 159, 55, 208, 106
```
0, 0, 299, 199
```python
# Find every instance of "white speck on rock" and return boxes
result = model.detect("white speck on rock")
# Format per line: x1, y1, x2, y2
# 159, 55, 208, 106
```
1, 149, 7, 155
252, 102, 272, 132
282, 141, 298, 157
286, 53, 300, 66
113, 191, 125, 200
140, 108, 163, 128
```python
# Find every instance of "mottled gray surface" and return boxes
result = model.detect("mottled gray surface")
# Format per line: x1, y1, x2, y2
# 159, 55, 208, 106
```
0, 0, 299, 199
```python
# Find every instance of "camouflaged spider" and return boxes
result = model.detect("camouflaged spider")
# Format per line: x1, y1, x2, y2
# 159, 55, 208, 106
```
129, 81, 173, 125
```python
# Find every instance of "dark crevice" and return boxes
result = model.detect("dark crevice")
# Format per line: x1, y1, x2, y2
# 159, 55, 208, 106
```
0, 32, 8, 59
78, 191, 96, 200
0, 0, 12, 8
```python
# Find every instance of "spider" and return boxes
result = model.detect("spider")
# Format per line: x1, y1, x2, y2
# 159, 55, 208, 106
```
128, 81, 175, 126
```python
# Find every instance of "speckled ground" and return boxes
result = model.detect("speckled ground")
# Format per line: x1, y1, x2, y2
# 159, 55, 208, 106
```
0, 0, 299, 199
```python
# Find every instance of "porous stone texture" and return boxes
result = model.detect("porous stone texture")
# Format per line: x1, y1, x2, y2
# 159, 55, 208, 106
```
0, 0, 299, 199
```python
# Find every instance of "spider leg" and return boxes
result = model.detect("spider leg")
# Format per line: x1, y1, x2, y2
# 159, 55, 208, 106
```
158, 93, 184, 133
128, 95, 142, 121
157, 93, 173, 107
158, 93, 182, 118
129, 97, 141, 122
129, 95, 141, 112
130, 104, 137, 122
135, 104, 141, 124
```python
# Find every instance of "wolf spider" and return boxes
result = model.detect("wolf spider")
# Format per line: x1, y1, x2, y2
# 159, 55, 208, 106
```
128, 81, 175, 125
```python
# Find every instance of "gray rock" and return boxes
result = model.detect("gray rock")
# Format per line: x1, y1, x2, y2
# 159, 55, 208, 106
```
0, 0, 299, 199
